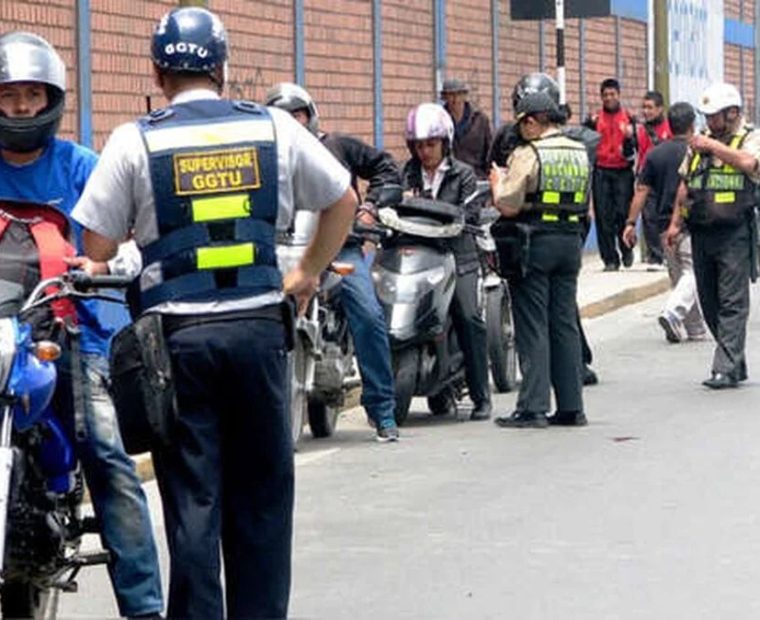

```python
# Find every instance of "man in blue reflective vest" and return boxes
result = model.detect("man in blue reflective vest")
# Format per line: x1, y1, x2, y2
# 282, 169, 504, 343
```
73, 7, 356, 619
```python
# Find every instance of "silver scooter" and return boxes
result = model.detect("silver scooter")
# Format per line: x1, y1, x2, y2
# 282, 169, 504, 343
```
372, 184, 507, 425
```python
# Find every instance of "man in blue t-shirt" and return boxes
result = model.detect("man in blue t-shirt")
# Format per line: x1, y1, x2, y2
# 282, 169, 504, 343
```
0, 33, 163, 618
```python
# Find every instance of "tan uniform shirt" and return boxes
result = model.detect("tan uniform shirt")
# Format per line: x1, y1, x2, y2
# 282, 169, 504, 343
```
493, 128, 562, 212
678, 121, 760, 183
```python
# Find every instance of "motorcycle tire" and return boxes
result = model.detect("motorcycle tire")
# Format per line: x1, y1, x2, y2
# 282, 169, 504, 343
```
486, 285, 517, 393
1, 581, 58, 620
288, 339, 308, 446
427, 390, 457, 417
307, 398, 338, 439
392, 348, 419, 426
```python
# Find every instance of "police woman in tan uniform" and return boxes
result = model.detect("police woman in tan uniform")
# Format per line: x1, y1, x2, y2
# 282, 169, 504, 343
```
489, 91, 590, 428
666, 82, 760, 389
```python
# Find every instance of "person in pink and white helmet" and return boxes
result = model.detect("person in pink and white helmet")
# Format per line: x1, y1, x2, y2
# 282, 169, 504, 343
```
401, 102, 492, 421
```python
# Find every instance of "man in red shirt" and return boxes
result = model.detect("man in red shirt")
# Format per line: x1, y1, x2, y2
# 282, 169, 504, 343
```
585, 78, 636, 271
636, 90, 672, 265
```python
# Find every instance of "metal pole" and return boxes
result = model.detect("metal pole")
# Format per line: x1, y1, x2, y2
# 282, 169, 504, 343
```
434, 0, 447, 96
653, 0, 669, 104
372, 0, 384, 148
491, 0, 500, 127
556, 0, 566, 104
579, 18, 586, 120
739, 0, 746, 105
294, 0, 305, 85
539, 20, 546, 72
76, 0, 92, 148
615, 16, 623, 87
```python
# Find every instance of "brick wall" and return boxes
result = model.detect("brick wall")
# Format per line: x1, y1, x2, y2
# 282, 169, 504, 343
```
0, 1, 757, 160
381, 0, 434, 156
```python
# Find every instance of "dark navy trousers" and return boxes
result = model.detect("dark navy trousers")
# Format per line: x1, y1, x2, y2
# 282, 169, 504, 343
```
153, 315, 294, 619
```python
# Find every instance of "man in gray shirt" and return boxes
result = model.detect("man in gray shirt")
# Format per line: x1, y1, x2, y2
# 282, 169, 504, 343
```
73, 7, 355, 619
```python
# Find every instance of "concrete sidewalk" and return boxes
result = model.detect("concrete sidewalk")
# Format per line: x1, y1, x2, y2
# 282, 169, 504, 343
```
577, 251, 670, 318
129, 251, 671, 483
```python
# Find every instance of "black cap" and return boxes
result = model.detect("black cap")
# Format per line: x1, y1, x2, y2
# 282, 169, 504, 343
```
440, 78, 469, 94
515, 91, 559, 121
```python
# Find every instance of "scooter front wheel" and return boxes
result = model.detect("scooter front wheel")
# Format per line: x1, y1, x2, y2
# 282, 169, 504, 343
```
392, 348, 419, 426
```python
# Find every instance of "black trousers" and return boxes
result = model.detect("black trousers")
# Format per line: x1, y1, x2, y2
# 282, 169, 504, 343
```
451, 267, 490, 405
509, 232, 584, 414
642, 194, 665, 264
592, 166, 634, 267
153, 316, 294, 620
691, 224, 751, 379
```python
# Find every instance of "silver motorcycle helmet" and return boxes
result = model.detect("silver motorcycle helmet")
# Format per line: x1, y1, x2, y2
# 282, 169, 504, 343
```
0, 32, 66, 153
265, 82, 320, 135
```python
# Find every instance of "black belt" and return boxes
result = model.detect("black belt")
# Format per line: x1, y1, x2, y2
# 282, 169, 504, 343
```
162, 303, 285, 335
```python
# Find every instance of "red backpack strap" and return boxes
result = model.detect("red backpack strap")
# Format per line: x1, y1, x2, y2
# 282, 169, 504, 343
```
28, 220, 78, 322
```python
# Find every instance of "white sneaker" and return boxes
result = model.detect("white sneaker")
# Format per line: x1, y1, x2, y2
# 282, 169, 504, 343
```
658, 312, 687, 343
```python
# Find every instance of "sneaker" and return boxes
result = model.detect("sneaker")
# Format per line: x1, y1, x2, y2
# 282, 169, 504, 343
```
376, 425, 399, 443
622, 250, 634, 268
658, 312, 686, 343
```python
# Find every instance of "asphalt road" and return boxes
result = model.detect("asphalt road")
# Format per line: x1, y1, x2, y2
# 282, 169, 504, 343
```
60, 289, 760, 619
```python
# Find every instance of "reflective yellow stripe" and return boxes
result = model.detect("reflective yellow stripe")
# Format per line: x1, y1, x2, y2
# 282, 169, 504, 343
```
573, 191, 585, 204
714, 192, 736, 204
541, 212, 559, 222
542, 191, 560, 205
196, 243, 255, 270
689, 153, 702, 173
568, 214, 580, 222
144, 120, 275, 153
191, 194, 251, 222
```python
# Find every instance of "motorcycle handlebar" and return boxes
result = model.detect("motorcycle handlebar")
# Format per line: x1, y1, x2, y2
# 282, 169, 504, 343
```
67, 271, 134, 291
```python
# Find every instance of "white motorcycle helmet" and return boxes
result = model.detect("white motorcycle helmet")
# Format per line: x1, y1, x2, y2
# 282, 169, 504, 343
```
265, 82, 320, 135
697, 82, 742, 115
405, 102, 454, 157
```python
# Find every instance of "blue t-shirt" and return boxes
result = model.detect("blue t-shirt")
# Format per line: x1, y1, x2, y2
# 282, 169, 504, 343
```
0, 138, 117, 356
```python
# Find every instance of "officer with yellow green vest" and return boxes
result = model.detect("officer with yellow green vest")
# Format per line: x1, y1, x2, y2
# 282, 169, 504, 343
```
489, 91, 590, 428
72, 6, 356, 618
665, 82, 760, 390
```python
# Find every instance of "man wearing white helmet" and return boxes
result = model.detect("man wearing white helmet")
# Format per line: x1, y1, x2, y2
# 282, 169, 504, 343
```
666, 82, 760, 389
402, 102, 492, 421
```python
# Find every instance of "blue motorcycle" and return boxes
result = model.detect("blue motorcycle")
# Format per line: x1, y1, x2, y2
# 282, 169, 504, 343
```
0, 270, 130, 618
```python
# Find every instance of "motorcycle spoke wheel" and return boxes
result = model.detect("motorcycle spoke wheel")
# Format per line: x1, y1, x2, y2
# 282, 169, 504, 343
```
486, 286, 517, 393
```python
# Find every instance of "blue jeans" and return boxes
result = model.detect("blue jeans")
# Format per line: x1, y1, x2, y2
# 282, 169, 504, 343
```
337, 246, 396, 429
58, 353, 164, 617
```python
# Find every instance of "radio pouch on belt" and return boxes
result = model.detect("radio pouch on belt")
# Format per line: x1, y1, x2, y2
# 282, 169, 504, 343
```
491, 220, 531, 279
109, 313, 177, 455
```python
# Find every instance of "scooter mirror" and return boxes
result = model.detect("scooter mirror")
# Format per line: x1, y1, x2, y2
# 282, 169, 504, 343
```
375, 184, 404, 208
464, 181, 492, 207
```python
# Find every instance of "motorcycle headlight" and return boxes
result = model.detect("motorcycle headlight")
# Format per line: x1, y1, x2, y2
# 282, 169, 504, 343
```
375, 265, 446, 304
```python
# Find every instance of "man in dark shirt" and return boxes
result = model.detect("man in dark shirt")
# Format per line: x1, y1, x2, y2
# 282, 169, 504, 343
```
441, 78, 493, 178
623, 102, 706, 342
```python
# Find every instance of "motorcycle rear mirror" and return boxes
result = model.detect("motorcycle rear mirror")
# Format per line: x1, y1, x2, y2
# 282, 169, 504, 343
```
375, 184, 404, 208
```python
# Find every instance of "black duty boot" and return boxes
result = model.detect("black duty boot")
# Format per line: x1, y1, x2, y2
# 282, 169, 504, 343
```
494, 411, 548, 429
548, 411, 588, 426
470, 400, 492, 421
702, 372, 738, 390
